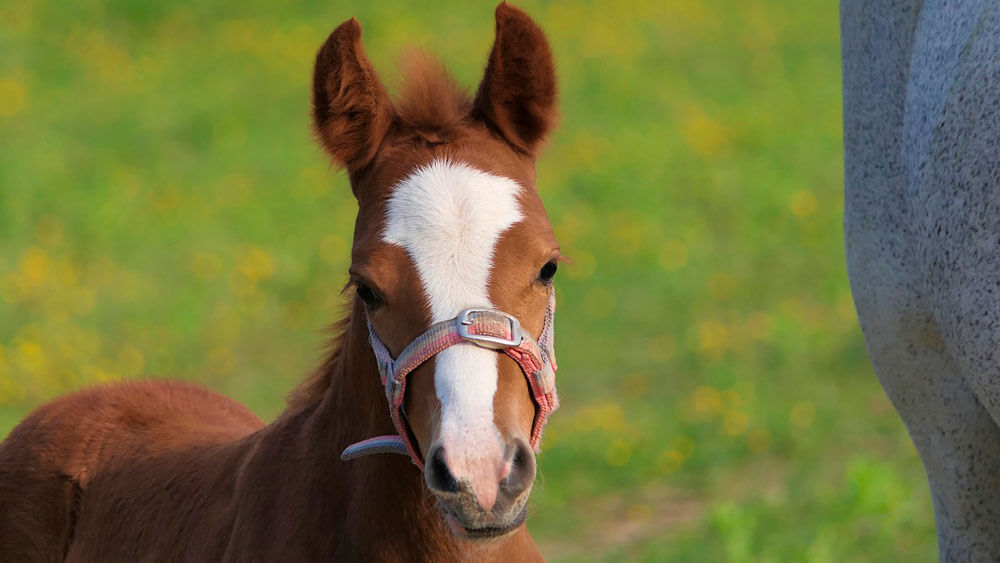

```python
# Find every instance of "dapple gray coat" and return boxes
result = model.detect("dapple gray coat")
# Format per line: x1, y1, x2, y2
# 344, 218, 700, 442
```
844, 1, 1000, 559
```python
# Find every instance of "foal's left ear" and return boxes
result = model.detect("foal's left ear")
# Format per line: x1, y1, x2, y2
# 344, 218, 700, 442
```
471, 3, 558, 156
312, 18, 395, 173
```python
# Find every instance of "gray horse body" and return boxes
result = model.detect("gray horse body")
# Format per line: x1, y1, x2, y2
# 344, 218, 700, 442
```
844, 1, 1000, 558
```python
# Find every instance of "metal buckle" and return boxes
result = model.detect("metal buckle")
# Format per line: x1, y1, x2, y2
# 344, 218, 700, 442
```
456, 308, 523, 350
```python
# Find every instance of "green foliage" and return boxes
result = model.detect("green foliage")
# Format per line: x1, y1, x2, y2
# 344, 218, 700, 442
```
0, 0, 937, 559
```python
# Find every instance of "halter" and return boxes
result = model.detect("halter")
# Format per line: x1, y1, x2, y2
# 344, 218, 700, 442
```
341, 293, 559, 469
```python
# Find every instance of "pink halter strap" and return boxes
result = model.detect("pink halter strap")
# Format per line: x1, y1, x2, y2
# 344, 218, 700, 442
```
341, 293, 559, 469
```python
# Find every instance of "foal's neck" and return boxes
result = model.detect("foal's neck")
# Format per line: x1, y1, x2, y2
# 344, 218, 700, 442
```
275, 302, 537, 560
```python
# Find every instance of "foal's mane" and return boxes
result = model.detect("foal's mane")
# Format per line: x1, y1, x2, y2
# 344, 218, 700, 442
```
286, 315, 349, 412
288, 53, 472, 412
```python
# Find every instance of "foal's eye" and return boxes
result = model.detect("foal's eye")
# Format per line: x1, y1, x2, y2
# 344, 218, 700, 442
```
356, 283, 383, 308
538, 260, 558, 284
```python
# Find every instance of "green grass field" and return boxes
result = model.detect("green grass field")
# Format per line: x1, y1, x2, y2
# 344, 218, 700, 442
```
0, 0, 937, 560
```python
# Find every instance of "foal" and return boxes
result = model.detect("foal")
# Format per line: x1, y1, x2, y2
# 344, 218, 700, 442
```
0, 3, 561, 561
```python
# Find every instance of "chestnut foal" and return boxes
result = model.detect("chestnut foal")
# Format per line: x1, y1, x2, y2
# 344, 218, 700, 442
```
0, 3, 562, 561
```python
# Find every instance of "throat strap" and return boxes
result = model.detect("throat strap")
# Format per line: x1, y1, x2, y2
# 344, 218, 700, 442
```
341, 294, 558, 469
341, 435, 409, 460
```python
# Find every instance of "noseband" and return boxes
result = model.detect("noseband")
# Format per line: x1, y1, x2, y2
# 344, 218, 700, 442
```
341, 294, 559, 469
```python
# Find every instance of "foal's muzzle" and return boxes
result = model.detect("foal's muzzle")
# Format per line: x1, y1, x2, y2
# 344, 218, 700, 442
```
426, 438, 536, 537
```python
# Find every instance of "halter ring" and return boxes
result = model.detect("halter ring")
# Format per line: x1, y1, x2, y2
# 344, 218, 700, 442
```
456, 308, 523, 349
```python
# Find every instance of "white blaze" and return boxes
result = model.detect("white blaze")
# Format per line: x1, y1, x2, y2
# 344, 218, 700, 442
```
382, 159, 523, 464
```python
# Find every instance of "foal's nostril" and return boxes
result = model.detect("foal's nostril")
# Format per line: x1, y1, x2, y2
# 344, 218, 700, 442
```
503, 439, 536, 495
426, 446, 461, 493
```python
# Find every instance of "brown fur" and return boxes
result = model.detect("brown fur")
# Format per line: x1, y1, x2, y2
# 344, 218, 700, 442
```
0, 3, 558, 561
395, 52, 472, 134
472, 3, 558, 154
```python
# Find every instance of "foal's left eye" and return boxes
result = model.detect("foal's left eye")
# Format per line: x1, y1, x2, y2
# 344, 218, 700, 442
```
538, 260, 558, 284
356, 283, 383, 308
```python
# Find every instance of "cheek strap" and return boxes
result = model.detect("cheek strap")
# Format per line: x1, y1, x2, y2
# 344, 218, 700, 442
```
340, 293, 558, 470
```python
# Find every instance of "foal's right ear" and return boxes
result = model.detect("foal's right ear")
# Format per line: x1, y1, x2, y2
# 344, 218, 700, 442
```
312, 19, 395, 173
471, 3, 557, 156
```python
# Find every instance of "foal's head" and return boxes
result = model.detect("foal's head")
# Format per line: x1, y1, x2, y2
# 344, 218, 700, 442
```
313, 3, 559, 539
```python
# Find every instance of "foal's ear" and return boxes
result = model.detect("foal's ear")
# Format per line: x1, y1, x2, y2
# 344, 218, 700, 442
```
471, 3, 558, 155
312, 18, 395, 172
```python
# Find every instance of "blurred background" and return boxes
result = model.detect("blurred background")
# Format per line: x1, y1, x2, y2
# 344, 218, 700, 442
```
0, 0, 935, 560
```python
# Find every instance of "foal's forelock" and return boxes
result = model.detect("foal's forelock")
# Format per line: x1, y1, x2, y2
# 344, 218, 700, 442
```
383, 159, 524, 460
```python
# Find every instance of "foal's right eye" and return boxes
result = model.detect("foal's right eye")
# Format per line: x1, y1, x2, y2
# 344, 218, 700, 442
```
538, 260, 558, 285
356, 283, 383, 308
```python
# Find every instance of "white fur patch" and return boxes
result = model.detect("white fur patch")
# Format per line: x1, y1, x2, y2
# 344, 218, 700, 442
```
383, 159, 523, 463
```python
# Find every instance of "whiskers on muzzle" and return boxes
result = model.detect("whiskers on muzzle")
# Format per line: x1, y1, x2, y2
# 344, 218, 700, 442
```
424, 438, 536, 537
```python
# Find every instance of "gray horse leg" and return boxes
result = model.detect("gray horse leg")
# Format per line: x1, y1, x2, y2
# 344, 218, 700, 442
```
844, 1, 1000, 558
848, 179, 1000, 561
852, 285, 1000, 560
